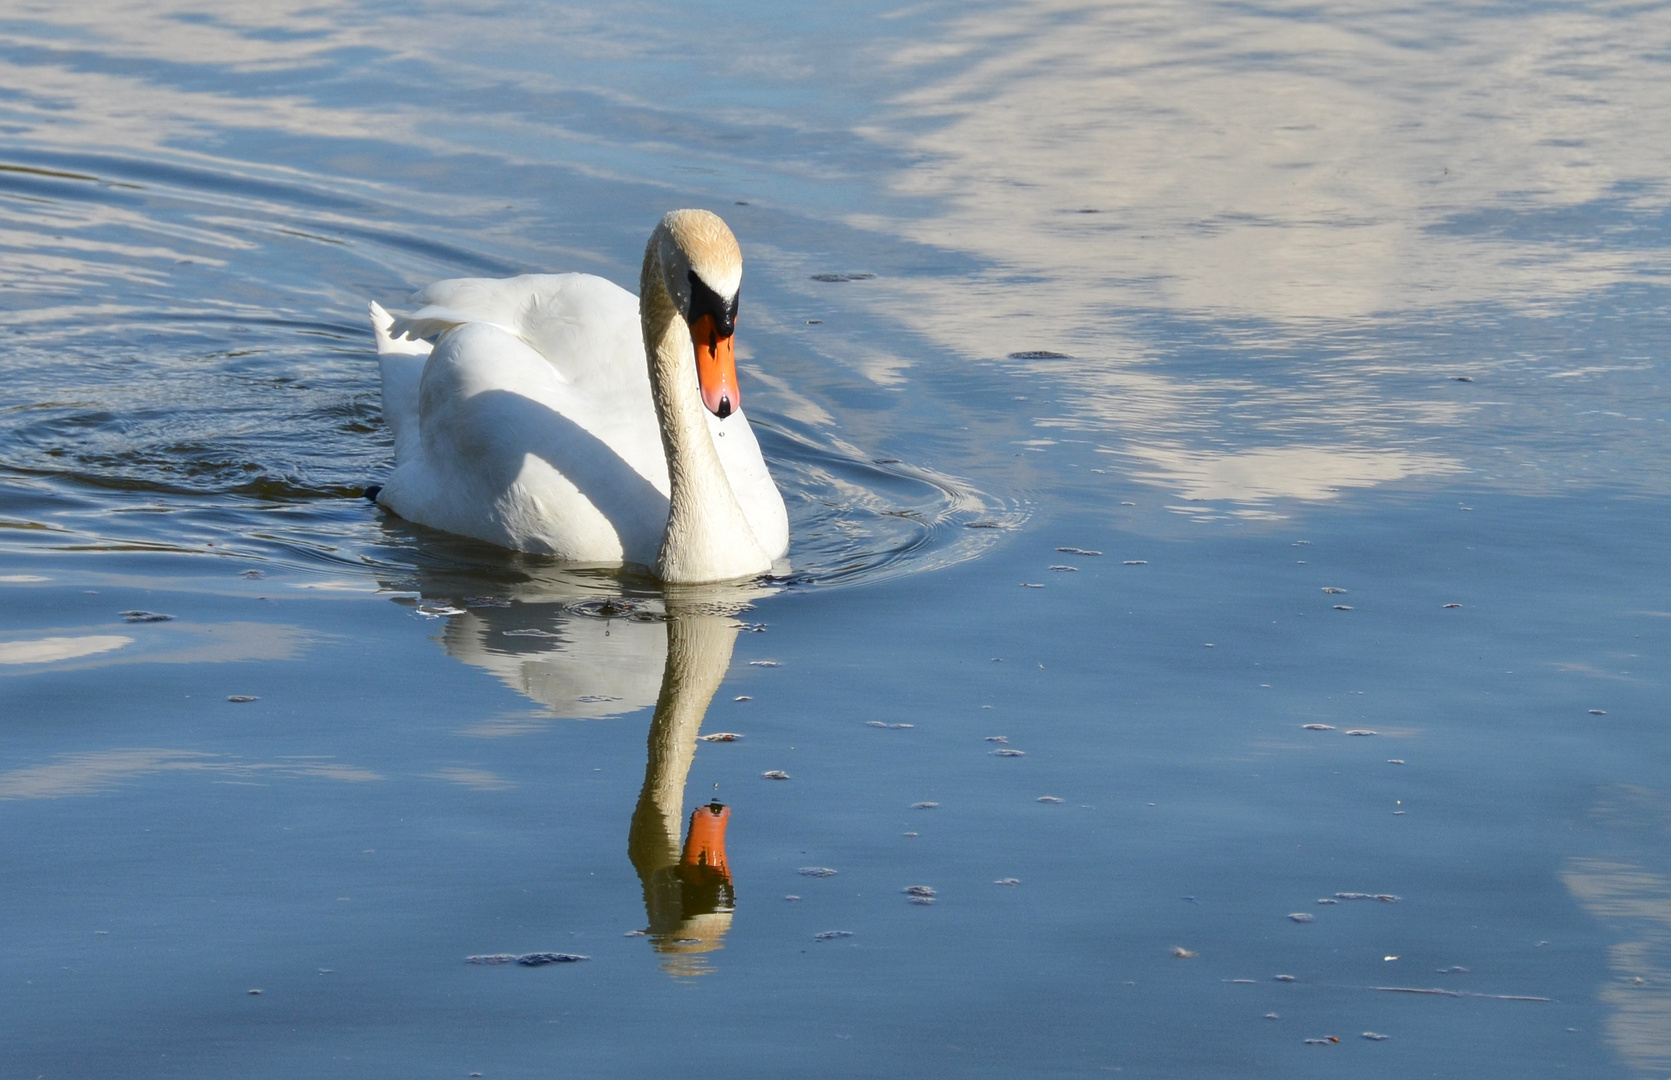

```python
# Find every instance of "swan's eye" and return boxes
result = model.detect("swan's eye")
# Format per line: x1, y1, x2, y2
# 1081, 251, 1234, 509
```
686, 269, 737, 336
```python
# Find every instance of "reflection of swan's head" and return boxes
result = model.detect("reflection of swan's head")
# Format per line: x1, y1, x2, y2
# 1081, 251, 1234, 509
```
647, 209, 743, 419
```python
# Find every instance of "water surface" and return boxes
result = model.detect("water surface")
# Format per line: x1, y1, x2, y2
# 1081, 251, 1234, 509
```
2, 2, 1669, 1077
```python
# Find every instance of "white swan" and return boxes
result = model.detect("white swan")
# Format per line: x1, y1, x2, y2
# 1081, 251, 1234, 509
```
368, 210, 789, 583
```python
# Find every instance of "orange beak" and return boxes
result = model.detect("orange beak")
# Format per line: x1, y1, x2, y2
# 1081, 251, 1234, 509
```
680, 801, 730, 877
690, 313, 739, 418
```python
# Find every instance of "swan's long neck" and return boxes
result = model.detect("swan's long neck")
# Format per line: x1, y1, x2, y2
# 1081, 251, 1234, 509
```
641, 248, 771, 583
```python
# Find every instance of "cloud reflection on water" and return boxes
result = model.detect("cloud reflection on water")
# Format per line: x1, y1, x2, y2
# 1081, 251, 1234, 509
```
0, 748, 382, 800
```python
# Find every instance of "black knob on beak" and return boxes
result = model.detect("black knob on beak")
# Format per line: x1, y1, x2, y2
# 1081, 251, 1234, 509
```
716, 396, 733, 419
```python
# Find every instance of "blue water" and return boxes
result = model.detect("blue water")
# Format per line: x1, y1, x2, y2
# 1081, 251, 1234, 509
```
2, 2, 1670, 1076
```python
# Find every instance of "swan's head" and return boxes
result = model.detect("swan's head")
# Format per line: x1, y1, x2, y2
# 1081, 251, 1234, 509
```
652, 209, 744, 419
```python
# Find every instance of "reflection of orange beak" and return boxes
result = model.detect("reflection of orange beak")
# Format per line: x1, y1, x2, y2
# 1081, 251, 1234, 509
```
690, 314, 739, 418
680, 801, 730, 877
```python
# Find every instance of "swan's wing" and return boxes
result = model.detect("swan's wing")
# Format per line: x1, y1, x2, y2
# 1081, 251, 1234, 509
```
390, 274, 642, 390
370, 301, 430, 465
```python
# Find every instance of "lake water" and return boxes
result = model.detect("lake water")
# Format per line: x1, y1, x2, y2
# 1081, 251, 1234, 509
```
2, 2, 1669, 1076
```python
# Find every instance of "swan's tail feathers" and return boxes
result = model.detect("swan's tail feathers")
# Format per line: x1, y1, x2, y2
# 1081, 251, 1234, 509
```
370, 301, 432, 357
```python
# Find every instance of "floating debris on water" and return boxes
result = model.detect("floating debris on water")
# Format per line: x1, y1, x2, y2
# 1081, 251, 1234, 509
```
1334, 605, 1354, 611
240, 569, 264, 578
911, 801, 939, 809
623, 930, 647, 937
1172, 947, 1197, 959
1336, 893, 1401, 902
1056, 547, 1102, 556
698, 732, 743, 742
227, 695, 258, 703
1020, 583, 1044, 588
247, 989, 262, 995
814, 930, 854, 940
811, 272, 875, 282
1303, 724, 1335, 731
1048, 565, 1079, 572
748, 660, 780, 667
1362, 1032, 1389, 1041
991, 748, 1026, 757
733, 696, 752, 702
867, 721, 914, 729
1317, 898, 1339, 905
1443, 603, 1462, 609
1304, 1036, 1340, 1045
1289, 913, 1314, 923
965, 521, 1004, 529
1123, 560, 1148, 565
994, 878, 1021, 886
121, 610, 172, 623
416, 602, 465, 617
1275, 975, 1296, 982
798, 867, 837, 878
1437, 966, 1471, 974
1009, 350, 1071, 359
904, 886, 937, 900
1388, 758, 1405, 764
986, 736, 1008, 743
515, 953, 589, 965
1037, 796, 1064, 804
762, 770, 791, 780
1345, 729, 1378, 737
1452, 376, 1474, 382
1322, 587, 1347, 595
1264, 1012, 1280, 1020
1589, 709, 1607, 716
902, 831, 918, 837
785, 895, 801, 902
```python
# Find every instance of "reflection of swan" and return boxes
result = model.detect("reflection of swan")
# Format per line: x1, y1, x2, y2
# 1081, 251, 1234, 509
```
369, 210, 789, 583
628, 609, 740, 976
398, 565, 751, 975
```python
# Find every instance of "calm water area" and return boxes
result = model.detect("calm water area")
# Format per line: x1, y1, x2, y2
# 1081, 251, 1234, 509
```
2, 2, 1670, 1076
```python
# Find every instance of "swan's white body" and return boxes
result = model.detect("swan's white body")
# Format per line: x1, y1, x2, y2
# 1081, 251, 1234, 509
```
370, 241, 789, 578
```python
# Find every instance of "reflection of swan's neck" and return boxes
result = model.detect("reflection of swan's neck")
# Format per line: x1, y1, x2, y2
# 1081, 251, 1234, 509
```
628, 612, 739, 961
640, 243, 769, 584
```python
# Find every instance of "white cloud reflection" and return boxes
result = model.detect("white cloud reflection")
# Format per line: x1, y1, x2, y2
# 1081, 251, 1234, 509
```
0, 748, 382, 800
0, 622, 311, 674
1563, 856, 1671, 1077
